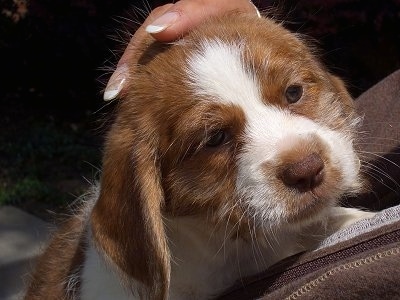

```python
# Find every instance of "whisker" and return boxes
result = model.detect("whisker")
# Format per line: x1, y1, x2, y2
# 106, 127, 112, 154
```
359, 151, 400, 170
356, 136, 400, 143
360, 121, 400, 126
361, 170, 397, 200
247, 219, 261, 272
361, 159, 400, 180
361, 162, 400, 193
213, 202, 239, 259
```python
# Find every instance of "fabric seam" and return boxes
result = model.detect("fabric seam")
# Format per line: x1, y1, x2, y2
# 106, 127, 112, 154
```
284, 246, 400, 300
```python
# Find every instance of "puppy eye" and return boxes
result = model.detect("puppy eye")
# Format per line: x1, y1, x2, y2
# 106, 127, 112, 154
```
285, 85, 303, 104
206, 130, 228, 148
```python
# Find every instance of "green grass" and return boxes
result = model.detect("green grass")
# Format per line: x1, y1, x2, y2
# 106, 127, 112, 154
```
0, 177, 54, 205
0, 117, 101, 209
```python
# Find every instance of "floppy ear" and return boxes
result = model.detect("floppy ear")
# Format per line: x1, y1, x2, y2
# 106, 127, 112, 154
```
329, 75, 355, 108
90, 120, 170, 300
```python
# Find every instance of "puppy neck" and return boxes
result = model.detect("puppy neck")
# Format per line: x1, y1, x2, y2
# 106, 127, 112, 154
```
164, 215, 302, 299
82, 214, 304, 299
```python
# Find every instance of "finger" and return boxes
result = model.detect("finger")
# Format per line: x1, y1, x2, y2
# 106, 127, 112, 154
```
146, 0, 260, 42
104, 0, 261, 101
104, 4, 173, 101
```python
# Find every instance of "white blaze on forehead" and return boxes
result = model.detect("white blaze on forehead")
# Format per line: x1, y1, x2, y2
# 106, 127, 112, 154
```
186, 39, 262, 107
185, 38, 299, 156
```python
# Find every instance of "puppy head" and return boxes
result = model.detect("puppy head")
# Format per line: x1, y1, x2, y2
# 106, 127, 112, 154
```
90, 13, 361, 298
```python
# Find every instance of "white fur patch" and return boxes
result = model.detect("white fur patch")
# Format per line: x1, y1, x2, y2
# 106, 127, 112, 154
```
186, 39, 262, 107
81, 235, 135, 300
165, 216, 298, 299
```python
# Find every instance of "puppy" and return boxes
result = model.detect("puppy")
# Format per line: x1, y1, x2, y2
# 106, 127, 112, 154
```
25, 13, 374, 300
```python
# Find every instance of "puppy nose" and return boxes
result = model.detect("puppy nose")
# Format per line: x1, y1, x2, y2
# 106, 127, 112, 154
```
280, 153, 324, 192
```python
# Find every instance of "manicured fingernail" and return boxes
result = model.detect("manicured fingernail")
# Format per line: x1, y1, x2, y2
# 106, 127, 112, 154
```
145, 11, 180, 34
248, 0, 261, 18
103, 64, 128, 101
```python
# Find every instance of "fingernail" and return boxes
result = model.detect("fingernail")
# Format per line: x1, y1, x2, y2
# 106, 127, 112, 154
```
103, 64, 128, 101
248, 0, 261, 18
255, 6, 261, 18
145, 11, 180, 34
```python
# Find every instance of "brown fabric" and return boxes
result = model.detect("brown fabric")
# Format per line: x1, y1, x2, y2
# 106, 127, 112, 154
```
217, 220, 400, 300
356, 69, 400, 156
265, 242, 400, 299
345, 69, 400, 211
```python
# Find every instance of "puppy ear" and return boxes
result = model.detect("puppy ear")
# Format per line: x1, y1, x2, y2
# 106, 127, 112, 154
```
329, 74, 355, 108
90, 121, 170, 299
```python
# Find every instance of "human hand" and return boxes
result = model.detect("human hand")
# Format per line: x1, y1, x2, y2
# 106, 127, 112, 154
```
103, 0, 260, 101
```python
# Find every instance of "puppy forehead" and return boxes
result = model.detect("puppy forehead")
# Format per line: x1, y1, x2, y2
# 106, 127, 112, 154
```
185, 39, 263, 111
183, 38, 321, 150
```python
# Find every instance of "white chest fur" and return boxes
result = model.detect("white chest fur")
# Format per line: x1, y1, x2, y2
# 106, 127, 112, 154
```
81, 216, 306, 300
81, 242, 133, 300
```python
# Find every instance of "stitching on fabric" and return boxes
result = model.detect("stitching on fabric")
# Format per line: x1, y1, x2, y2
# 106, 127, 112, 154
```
285, 246, 400, 300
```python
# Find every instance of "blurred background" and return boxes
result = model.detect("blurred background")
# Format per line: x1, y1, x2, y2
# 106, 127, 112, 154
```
1, 0, 400, 221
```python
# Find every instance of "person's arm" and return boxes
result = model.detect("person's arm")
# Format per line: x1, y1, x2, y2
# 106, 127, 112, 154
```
103, 0, 260, 101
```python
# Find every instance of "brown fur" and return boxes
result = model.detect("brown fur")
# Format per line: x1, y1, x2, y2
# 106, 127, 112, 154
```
25, 216, 86, 299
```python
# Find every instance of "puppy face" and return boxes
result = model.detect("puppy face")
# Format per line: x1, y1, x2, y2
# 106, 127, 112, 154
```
120, 14, 360, 229
111, 14, 361, 230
